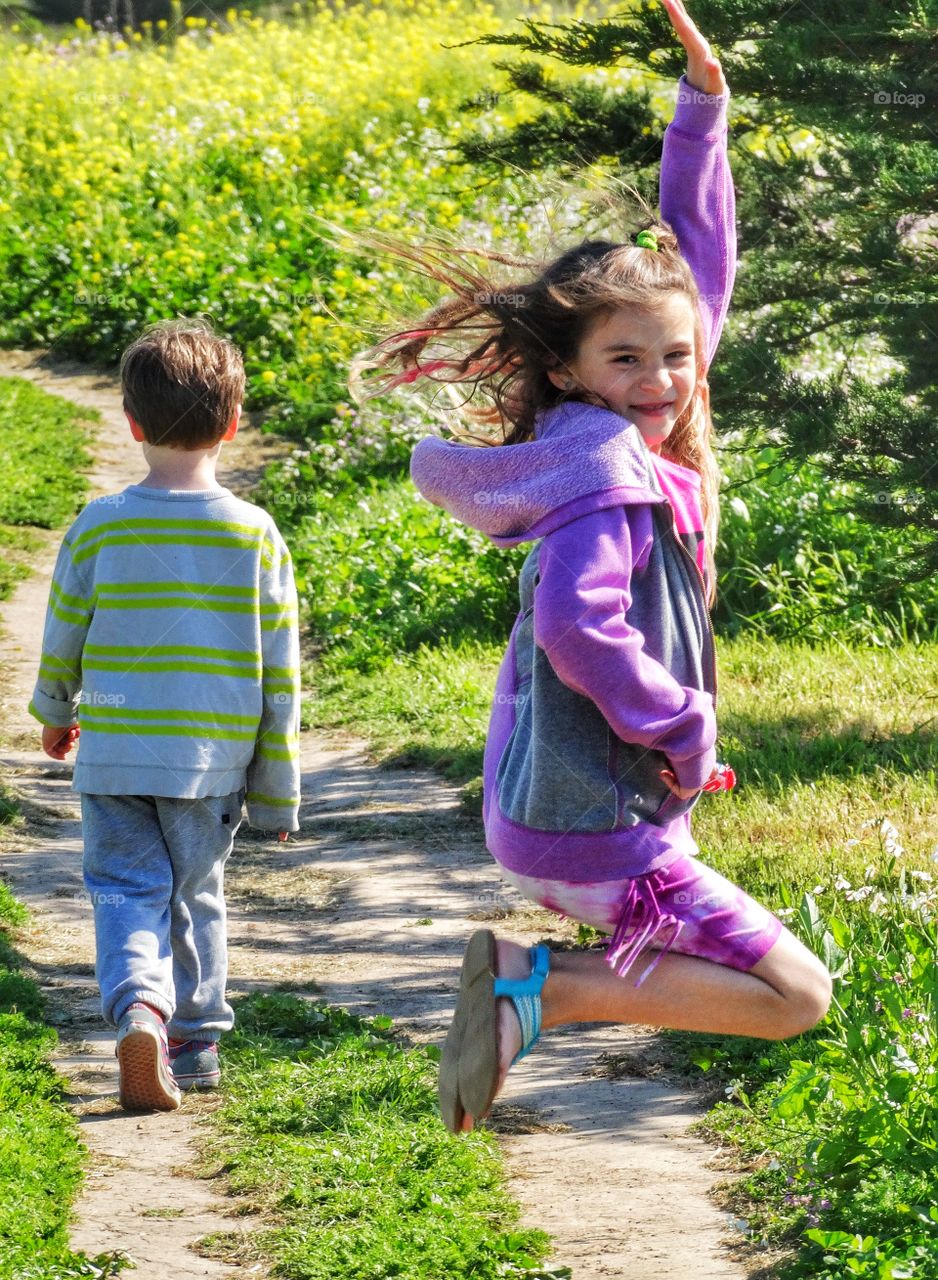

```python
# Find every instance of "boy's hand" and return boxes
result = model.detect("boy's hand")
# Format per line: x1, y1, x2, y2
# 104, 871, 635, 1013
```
42, 724, 79, 760
661, 0, 728, 97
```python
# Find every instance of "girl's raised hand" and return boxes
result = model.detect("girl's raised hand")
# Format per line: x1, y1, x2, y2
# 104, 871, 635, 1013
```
660, 0, 728, 97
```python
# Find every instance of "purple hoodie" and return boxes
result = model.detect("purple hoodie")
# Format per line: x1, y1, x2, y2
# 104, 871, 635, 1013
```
410, 76, 735, 884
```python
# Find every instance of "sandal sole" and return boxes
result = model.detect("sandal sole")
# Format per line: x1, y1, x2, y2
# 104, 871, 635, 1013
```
174, 1072, 221, 1090
438, 929, 499, 1133
117, 1026, 182, 1112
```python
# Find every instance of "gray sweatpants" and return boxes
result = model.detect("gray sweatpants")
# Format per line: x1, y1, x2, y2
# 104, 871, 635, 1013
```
80, 789, 244, 1040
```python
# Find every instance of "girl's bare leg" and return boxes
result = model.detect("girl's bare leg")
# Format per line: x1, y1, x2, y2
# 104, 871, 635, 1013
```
461, 927, 832, 1131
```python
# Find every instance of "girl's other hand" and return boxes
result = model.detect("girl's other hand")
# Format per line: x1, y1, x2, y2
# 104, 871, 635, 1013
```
660, 0, 728, 97
42, 723, 79, 760
659, 764, 721, 800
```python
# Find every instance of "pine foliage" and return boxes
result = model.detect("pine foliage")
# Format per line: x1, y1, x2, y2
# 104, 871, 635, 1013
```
451, 1, 938, 579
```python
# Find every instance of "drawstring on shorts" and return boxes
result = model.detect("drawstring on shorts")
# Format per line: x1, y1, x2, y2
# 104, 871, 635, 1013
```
606, 870, 684, 987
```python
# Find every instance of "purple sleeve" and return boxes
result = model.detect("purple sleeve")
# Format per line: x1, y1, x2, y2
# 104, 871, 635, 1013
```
660, 74, 737, 370
532, 505, 717, 792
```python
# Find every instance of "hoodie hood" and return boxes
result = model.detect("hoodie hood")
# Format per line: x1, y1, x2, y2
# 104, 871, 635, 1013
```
409, 400, 665, 547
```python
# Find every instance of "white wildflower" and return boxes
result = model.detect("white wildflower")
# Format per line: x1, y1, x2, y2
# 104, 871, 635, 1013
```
890, 1044, 919, 1074
844, 885, 874, 902
880, 818, 904, 856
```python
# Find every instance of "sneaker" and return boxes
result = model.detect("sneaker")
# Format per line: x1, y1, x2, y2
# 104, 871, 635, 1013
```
115, 1002, 182, 1112
168, 1039, 221, 1090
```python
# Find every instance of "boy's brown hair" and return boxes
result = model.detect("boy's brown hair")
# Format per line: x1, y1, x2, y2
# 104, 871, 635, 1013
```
120, 318, 245, 449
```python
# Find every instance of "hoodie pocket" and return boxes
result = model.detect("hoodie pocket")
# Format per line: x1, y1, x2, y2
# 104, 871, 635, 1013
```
612, 740, 699, 829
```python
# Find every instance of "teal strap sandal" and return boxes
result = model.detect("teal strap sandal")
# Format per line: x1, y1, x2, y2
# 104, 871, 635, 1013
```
494, 943, 551, 1064
438, 931, 552, 1133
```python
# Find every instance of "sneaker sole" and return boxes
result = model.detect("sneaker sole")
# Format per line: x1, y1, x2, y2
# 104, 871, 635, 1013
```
117, 1026, 182, 1111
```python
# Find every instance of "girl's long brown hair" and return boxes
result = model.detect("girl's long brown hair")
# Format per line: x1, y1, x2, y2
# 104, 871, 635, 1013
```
345, 199, 721, 604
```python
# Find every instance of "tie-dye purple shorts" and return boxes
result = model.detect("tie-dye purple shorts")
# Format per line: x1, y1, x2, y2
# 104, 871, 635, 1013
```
499, 853, 784, 988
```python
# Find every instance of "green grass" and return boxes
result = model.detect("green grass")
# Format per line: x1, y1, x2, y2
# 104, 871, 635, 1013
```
200, 993, 562, 1280
0, 876, 127, 1279
0, 376, 95, 601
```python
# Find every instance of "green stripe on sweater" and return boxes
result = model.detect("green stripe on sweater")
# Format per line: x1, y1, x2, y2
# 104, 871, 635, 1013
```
78, 720, 256, 742
73, 534, 264, 566
245, 792, 296, 808
83, 659, 261, 677
50, 580, 92, 610
49, 599, 90, 627
70, 517, 266, 550
78, 706, 257, 726
95, 581, 258, 600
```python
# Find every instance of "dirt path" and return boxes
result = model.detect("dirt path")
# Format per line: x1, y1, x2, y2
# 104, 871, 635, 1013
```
0, 349, 756, 1279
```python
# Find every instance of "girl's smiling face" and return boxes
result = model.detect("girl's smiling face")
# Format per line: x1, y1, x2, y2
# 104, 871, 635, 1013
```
548, 293, 698, 453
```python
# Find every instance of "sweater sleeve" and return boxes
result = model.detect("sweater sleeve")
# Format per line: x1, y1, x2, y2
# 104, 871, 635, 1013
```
245, 526, 301, 832
28, 529, 93, 729
532, 505, 717, 792
660, 74, 737, 370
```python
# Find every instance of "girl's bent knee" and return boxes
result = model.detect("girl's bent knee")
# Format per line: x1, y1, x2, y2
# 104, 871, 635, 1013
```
777, 964, 833, 1039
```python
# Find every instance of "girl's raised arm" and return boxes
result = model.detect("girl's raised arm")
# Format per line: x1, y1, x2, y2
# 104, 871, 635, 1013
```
658, 0, 736, 368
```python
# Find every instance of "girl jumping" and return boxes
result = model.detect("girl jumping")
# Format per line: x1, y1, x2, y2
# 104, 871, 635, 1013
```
353, 0, 832, 1133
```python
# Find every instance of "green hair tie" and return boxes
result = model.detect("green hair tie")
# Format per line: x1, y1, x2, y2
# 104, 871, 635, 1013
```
634, 230, 659, 252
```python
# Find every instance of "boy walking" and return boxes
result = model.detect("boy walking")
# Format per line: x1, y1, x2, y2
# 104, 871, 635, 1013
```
29, 319, 300, 1111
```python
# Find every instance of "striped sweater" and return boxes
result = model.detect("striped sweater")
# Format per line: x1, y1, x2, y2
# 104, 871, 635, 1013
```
28, 484, 301, 832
